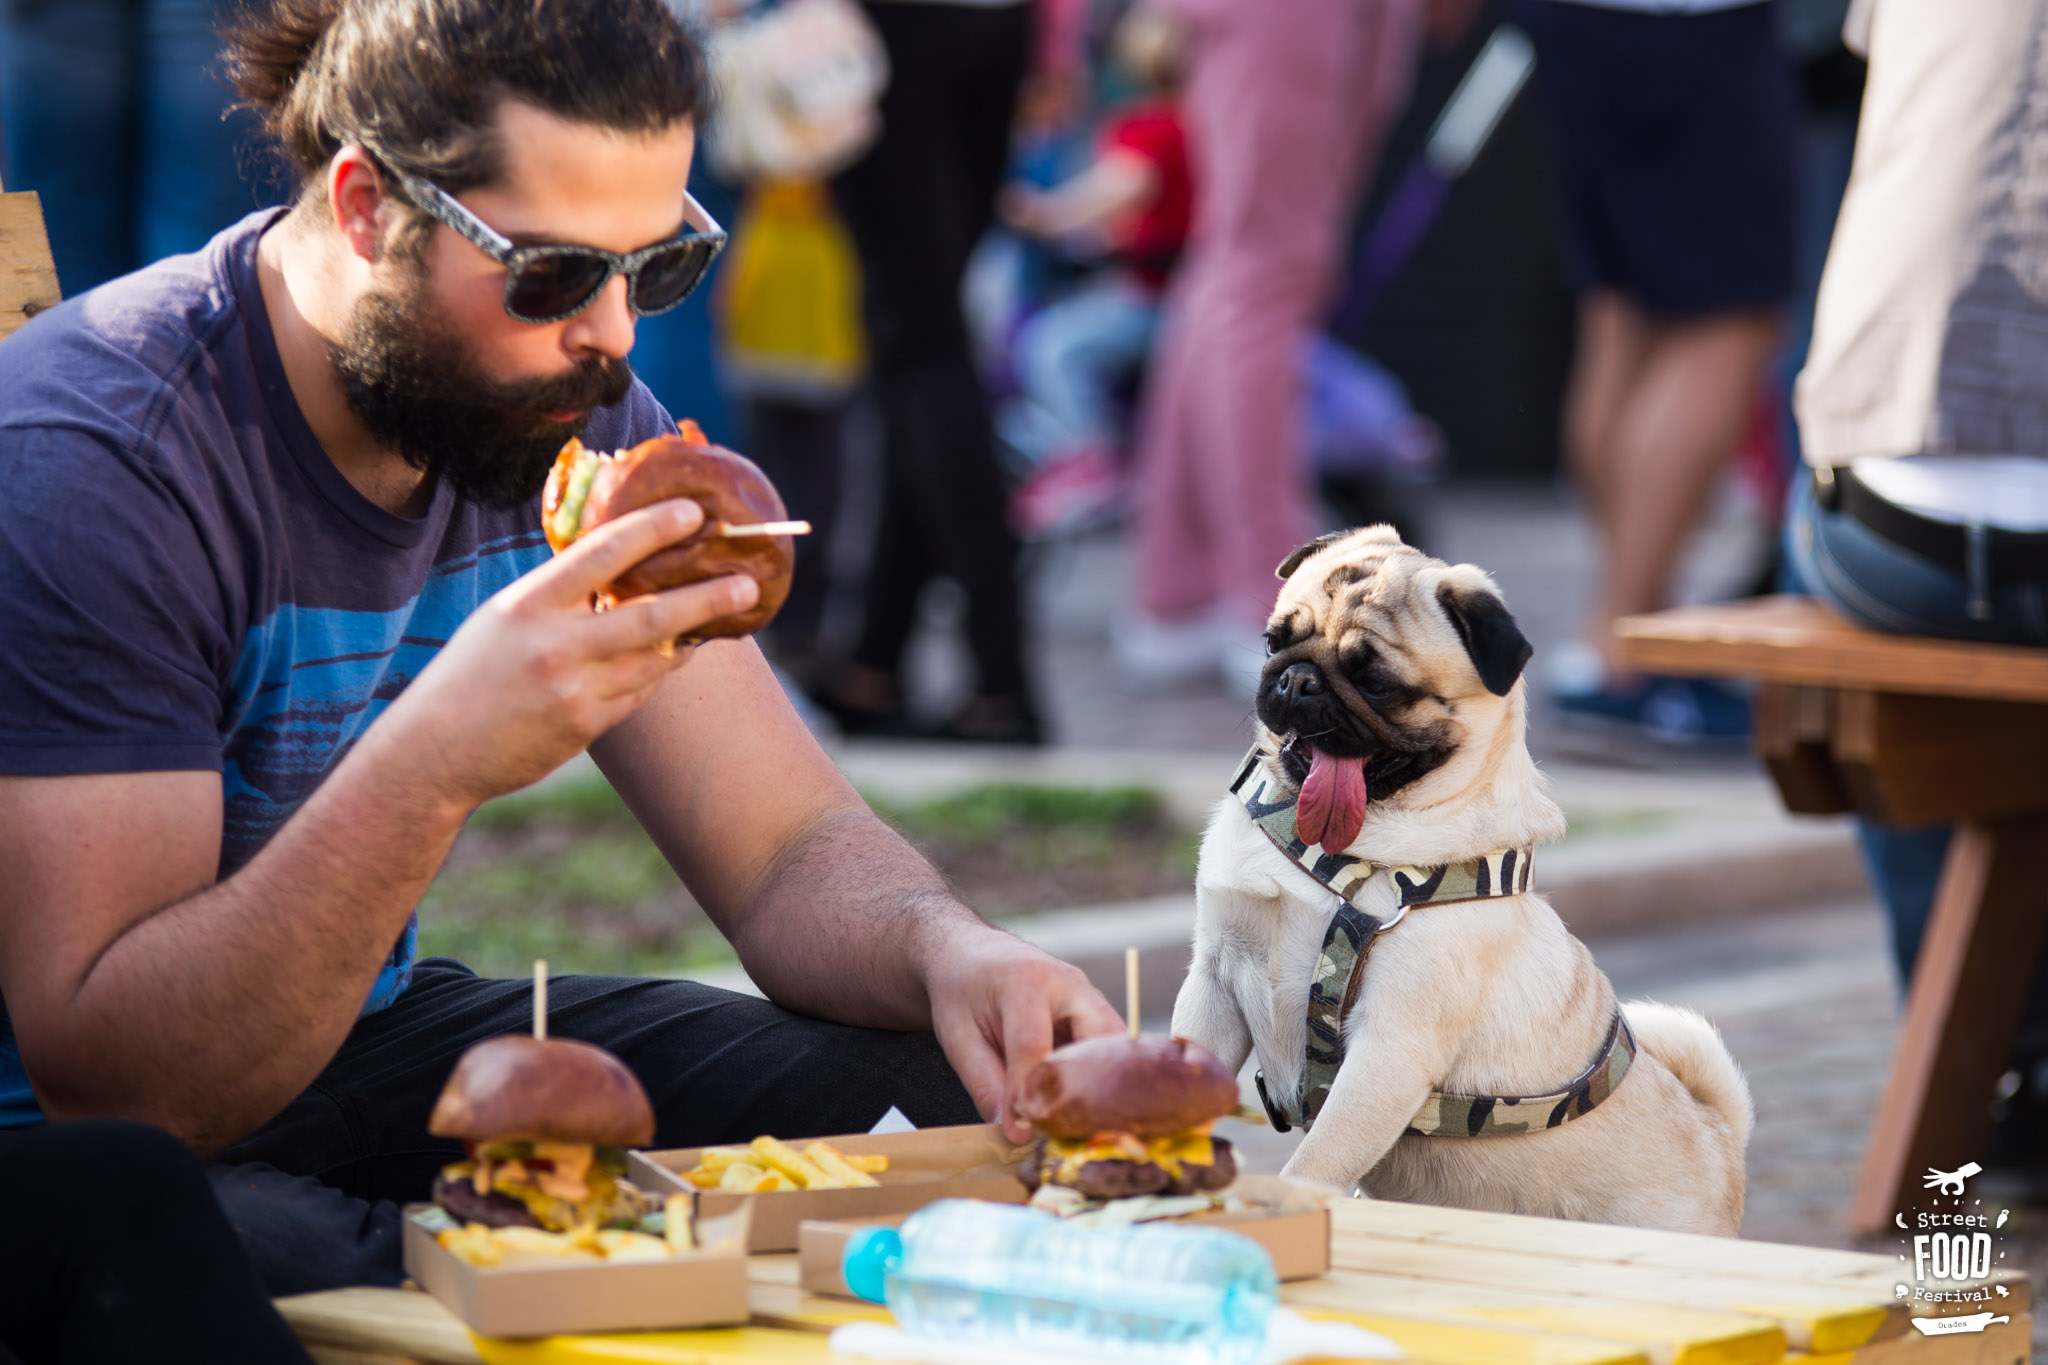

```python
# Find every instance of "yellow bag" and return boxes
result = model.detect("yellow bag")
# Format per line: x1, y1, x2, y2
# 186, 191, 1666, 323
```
716, 180, 865, 401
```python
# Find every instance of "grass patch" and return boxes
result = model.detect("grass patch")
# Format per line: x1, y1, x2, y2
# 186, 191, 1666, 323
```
415, 775, 1201, 977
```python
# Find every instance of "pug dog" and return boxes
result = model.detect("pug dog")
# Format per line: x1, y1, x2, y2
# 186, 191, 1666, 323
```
1170, 526, 1751, 1235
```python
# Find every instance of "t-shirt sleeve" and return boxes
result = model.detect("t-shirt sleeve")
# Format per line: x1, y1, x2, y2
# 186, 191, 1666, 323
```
0, 426, 232, 775
1104, 109, 1180, 179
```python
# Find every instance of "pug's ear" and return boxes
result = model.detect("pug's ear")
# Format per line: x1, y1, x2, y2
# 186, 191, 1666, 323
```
1437, 581, 1531, 696
1277, 532, 1349, 580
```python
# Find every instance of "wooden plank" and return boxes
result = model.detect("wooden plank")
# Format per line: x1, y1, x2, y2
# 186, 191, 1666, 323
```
1796, 1312, 2031, 1364
1851, 816, 2048, 1234
276, 1289, 481, 1365
469, 1327, 834, 1364
0, 188, 60, 342
1294, 1307, 1651, 1365
1328, 1229, 1902, 1352
1330, 1199, 1998, 1300
1284, 1270, 1785, 1365
1827, 691, 2048, 825
1755, 684, 1854, 815
1614, 599, 2048, 704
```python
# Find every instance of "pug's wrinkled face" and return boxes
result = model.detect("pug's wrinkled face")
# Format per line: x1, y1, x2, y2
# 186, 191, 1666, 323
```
1255, 526, 1532, 851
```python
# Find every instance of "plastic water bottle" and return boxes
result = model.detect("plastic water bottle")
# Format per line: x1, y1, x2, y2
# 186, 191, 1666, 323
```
841, 1199, 1279, 1364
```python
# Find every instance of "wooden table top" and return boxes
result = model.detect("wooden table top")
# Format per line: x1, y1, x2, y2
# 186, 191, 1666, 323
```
1614, 596, 2048, 703
278, 1197, 2031, 1365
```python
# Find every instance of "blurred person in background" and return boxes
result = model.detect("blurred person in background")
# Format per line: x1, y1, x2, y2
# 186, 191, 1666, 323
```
996, 8, 1193, 541
1788, 0, 2048, 1179
1118, 0, 1439, 695
814, 0, 1061, 745
0, 0, 279, 294
1518, 0, 1797, 740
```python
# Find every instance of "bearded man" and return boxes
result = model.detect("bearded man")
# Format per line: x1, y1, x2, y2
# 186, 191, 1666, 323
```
0, 0, 1118, 1292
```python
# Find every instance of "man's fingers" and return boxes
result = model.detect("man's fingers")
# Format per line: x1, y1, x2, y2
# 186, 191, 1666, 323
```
533, 500, 705, 606
1060, 977, 1128, 1044
936, 1009, 1010, 1129
997, 984, 1056, 1144
583, 575, 759, 658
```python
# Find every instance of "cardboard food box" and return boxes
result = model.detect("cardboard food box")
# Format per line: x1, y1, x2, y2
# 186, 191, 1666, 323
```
796, 1174, 1332, 1296
630, 1123, 1031, 1254
401, 1203, 752, 1337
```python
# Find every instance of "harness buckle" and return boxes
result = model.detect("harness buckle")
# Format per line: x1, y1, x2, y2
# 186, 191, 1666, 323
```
1375, 902, 1410, 933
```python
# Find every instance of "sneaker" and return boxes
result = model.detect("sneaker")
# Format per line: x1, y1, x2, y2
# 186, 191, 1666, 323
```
1009, 447, 1125, 539
1115, 608, 1236, 689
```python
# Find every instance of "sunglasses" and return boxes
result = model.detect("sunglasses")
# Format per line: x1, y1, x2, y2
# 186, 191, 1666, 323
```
381, 162, 727, 325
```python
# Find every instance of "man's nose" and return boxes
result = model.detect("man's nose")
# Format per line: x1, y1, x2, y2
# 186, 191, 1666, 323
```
1275, 662, 1324, 704
562, 273, 636, 361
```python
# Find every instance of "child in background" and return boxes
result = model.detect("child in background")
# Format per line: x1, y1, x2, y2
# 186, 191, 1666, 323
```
997, 13, 1192, 537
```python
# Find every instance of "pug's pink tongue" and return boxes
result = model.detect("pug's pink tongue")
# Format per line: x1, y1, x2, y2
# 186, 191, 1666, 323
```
1296, 748, 1368, 850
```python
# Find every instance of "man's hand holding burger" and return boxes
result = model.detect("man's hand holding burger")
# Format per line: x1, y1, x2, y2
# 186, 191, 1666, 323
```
373, 497, 758, 812
922, 929, 1127, 1144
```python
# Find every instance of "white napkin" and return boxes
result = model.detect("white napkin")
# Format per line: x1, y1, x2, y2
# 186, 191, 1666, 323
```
828, 1308, 1401, 1365
869, 1106, 917, 1135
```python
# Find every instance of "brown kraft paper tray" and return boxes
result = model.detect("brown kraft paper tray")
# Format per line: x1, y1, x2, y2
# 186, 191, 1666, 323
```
629, 1123, 1032, 1254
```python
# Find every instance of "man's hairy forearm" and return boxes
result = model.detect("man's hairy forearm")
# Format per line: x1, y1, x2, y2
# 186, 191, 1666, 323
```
723, 808, 990, 1028
33, 727, 470, 1153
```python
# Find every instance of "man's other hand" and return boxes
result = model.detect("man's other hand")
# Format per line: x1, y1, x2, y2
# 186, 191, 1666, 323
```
925, 931, 1124, 1143
384, 498, 759, 811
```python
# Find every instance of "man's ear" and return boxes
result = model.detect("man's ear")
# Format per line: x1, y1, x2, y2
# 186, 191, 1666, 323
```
328, 146, 399, 265
1437, 581, 1531, 696
1276, 532, 1348, 580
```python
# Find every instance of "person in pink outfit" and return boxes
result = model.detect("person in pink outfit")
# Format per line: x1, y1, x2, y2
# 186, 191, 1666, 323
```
1122, 0, 1430, 692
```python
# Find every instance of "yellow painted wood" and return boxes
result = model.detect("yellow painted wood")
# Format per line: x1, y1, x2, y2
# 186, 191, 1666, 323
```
1329, 1230, 1895, 1353
471, 1327, 833, 1365
0, 188, 60, 342
278, 1288, 482, 1364
1284, 1269, 1785, 1365
1295, 1307, 1651, 1365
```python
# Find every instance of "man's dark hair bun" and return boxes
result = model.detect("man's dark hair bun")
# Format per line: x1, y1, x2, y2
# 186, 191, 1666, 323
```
218, 0, 706, 203
224, 0, 342, 121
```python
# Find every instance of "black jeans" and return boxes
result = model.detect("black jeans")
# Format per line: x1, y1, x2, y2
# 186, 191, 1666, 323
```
206, 959, 979, 1294
0, 1121, 311, 1365
832, 1, 1031, 699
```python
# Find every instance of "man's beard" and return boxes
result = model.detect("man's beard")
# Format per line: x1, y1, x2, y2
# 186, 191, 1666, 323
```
329, 282, 634, 510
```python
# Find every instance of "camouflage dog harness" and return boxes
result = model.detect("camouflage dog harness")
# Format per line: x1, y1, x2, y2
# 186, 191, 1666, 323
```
1229, 747, 1636, 1135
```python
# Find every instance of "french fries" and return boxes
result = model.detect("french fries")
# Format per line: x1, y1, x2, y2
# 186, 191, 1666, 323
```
673, 1138, 887, 1191
436, 1222, 674, 1268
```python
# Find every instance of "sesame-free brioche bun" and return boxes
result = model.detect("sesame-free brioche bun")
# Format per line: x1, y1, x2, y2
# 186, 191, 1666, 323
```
1015, 1035, 1239, 1140
427, 1034, 655, 1147
542, 427, 794, 639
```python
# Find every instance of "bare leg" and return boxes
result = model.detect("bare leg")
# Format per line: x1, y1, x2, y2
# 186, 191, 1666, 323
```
1580, 306, 1783, 675
1561, 291, 1654, 532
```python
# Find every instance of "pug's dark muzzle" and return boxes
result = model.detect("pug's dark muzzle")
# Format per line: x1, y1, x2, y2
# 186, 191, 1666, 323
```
1258, 661, 1382, 764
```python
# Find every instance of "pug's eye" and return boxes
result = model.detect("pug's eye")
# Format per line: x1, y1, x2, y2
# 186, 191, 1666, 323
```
1359, 678, 1400, 704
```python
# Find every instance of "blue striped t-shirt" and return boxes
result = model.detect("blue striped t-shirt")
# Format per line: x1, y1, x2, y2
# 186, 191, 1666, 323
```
0, 210, 671, 1126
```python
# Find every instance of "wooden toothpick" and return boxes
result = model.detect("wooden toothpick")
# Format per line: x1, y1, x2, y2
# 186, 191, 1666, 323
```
534, 959, 548, 1041
718, 520, 811, 538
1126, 946, 1140, 1041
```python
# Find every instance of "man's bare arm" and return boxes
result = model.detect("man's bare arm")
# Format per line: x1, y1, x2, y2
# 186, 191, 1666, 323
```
592, 646, 1123, 1137
0, 502, 754, 1153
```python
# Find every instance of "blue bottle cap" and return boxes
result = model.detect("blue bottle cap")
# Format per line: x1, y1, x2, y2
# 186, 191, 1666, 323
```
841, 1225, 903, 1305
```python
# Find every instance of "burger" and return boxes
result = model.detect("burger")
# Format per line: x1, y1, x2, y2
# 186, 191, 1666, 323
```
428, 1034, 658, 1231
542, 420, 796, 640
1013, 1034, 1240, 1203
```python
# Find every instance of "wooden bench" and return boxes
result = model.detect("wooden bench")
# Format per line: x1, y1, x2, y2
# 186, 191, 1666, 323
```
278, 1195, 2030, 1364
0, 171, 62, 341
1618, 595, 2048, 1235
